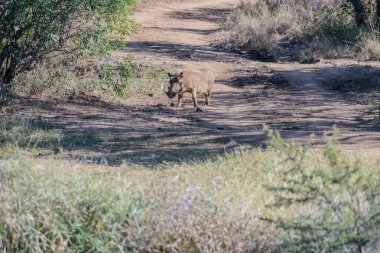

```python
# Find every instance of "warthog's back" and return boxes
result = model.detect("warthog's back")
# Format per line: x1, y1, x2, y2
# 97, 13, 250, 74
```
178, 69, 214, 92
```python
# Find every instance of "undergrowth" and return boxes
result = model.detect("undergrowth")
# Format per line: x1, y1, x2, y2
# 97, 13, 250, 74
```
216, 0, 380, 61
1, 127, 380, 252
13, 56, 172, 102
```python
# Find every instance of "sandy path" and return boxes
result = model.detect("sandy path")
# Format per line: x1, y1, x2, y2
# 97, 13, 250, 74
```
124, 0, 380, 153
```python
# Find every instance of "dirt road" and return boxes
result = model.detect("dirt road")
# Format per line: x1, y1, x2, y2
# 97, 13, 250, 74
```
125, 0, 380, 154
14, 0, 380, 166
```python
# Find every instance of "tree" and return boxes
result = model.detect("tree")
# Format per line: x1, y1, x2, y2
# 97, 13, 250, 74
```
347, 0, 380, 26
0, 0, 137, 84
348, 0, 367, 25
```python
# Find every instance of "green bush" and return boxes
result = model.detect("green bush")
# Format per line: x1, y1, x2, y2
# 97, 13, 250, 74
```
0, 0, 138, 84
266, 130, 380, 253
100, 61, 136, 97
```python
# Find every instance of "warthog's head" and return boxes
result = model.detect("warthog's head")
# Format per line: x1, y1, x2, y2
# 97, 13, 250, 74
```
162, 72, 184, 98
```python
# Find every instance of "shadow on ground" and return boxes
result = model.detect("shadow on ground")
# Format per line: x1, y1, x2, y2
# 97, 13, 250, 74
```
168, 7, 232, 24
4, 63, 380, 167
3, 96, 266, 167
126, 40, 238, 63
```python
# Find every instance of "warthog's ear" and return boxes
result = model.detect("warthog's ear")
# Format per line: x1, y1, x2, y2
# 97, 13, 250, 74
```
178, 72, 184, 78
168, 73, 173, 78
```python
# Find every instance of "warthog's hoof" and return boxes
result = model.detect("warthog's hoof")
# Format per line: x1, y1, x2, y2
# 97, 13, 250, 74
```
52, 147, 60, 155
196, 107, 205, 113
170, 103, 176, 107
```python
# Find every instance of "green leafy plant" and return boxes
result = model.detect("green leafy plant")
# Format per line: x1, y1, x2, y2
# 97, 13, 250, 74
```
100, 62, 136, 97
0, 0, 138, 84
265, 129, 380, 253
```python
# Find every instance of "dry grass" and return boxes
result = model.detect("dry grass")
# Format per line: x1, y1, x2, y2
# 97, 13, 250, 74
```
0, 148, 278, 252
1, 129, 380, 251
216, 0, 380, 61
362, 31, 380, 60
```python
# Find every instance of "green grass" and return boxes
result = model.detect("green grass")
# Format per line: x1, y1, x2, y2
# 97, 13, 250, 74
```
14, 56, 173, 101
0, 148, 275, 252
1, 132, 380, 252
0, 115, 62, 153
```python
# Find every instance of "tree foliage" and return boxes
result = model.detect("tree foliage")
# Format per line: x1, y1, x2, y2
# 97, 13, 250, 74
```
0, 0, 137, 83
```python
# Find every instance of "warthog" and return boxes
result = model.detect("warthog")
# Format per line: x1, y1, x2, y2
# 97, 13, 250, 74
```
163, 69, 214, 108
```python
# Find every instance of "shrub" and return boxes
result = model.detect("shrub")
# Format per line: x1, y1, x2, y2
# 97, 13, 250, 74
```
0, 0, 138, 84
266, 130, 380, 252
361, 30, 380, 60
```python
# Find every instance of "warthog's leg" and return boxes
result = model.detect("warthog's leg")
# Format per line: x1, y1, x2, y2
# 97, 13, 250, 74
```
192, 89, 198, 108
203, 93, 208, 106
207, 90, 211, 106
177, 92, 184, 107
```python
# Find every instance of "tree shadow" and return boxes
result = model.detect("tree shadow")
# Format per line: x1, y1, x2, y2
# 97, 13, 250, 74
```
6, 96, 265, 167
168, 7, 232, 24
126, 40, 238, 63
6, 60, 380, 168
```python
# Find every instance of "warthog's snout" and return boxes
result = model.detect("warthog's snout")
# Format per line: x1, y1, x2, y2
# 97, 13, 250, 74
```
161, 83, 177, 98
164, 72, 183, 99
166, 91, 177, 99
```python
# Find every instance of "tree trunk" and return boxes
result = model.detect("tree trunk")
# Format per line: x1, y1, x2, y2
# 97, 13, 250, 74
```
357, 243, 366, 253
349, 0, 366, 26
349, 0, 380, 26
352, 0, 365, 25
2, 58, 16, 84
